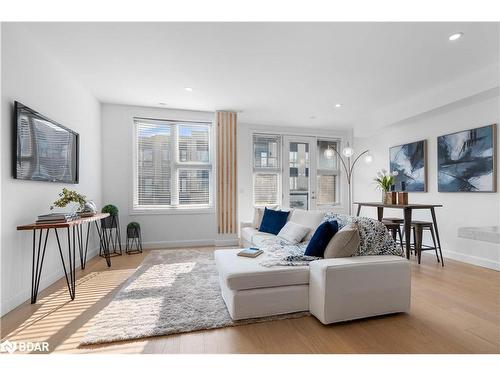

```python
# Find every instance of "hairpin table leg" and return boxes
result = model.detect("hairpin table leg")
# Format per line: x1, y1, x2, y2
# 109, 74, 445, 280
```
30, 228, 49, 304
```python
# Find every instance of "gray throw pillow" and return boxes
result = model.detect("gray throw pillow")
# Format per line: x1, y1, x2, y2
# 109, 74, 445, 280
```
323, 223, 360, 258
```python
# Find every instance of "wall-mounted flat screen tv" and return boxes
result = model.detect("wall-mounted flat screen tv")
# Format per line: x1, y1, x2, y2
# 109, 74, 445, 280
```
13, 101, 79, 183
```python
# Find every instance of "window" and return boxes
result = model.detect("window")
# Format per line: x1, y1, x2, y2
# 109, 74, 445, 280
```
253, 134, 281, 206
134, 118, 212, 210
316, 139, 340, 206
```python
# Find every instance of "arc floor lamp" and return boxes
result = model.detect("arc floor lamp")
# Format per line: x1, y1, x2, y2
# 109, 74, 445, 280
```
324, 143, 373, 215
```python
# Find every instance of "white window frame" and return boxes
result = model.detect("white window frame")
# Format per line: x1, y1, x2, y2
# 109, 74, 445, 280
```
252, 133, 282, 208
132, 117, 215, 215
316, 138, 341, 208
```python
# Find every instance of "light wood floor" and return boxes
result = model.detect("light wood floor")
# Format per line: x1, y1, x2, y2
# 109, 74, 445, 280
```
1, 247, 499, 354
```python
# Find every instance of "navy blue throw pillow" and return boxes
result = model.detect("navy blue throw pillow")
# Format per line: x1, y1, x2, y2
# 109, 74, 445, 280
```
259, 208, 290, 235
304, 220, 339, 257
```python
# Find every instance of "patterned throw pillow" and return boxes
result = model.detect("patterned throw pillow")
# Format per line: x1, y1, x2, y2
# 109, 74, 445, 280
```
323, 213, 401, 257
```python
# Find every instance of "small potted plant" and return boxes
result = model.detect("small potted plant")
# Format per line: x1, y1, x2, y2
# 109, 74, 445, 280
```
99, 204, 122, 256
374, 169, 398, 204
126, 222, 142, 254
101, 204, 119, 229
127, 222, 141, 238
51, 188, 87, 212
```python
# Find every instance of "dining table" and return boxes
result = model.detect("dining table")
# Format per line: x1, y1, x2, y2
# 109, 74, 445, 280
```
354, 202, 443, 260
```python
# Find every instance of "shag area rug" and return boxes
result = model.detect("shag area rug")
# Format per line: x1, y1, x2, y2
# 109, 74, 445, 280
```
81, 249, 309, 345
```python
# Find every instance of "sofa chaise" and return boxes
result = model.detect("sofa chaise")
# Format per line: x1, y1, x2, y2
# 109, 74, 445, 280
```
215, 209, 411, 324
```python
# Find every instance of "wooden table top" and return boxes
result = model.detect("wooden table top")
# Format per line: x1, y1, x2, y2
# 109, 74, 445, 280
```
354, 202, 443, 209
17, 213, 110, 231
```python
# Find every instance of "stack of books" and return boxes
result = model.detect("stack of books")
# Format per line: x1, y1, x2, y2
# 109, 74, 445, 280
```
36, 213, 79, 224
237, 247, 263, 258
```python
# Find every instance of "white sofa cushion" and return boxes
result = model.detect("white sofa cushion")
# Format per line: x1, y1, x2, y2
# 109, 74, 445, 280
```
309, 256, 411, 324
214, 249, 309, 290
277, 221, 310, 244
241, 226, 276, 247
219, 280, 309, 320
241, 226, 258, 244
289, 209, 325, 241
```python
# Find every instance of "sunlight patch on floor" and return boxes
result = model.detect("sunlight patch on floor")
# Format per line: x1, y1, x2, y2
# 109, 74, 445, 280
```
124, 262, 196, 291
3, 269, 134, 353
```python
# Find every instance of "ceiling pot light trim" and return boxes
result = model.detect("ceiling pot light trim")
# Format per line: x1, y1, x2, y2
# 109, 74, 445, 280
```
449, 32, 464, 41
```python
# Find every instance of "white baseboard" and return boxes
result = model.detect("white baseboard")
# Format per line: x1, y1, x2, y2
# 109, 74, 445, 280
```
214, 238, 239, 247
140, 238, 239, 249
0, 247, 100, 317
441, 249, 500, 271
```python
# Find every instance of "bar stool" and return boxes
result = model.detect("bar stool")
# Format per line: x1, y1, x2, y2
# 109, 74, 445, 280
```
382, 219, 404, 253
411, 221, 444, 266
382, 217, 404, 224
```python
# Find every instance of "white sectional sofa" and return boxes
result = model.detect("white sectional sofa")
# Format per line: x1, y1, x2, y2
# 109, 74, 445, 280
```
215, 209, 411, 324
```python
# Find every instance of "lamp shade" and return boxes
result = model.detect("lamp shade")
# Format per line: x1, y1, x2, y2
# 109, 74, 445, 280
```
364, 152, 373, 164
342, 146, 354, 157
324, 148, 335, 159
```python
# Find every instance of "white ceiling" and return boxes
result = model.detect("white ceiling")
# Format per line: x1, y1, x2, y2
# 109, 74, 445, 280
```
14, 22, 500, 130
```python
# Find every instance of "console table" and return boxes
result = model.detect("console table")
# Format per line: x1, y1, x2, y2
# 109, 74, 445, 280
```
17, 213, 111, 303
355, 202, 443, 260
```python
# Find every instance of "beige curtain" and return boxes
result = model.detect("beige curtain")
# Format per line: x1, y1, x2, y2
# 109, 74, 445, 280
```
216, 111, 237, 234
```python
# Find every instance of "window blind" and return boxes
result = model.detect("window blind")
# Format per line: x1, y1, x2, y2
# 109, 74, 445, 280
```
253, 173, 280, 206
136, 120, 172, 207
316, 139, 340, 206
134, 118, 212, 209
253, 134, 281, 206
178, 124, 209, 163
178, 169, 210, 205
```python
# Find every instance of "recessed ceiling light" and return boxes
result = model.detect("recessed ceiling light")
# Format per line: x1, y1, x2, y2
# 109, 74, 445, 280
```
158, 102, 167, 106
449, 32, 463, 41
184, 87, 193, 92
335, 103, 342, 108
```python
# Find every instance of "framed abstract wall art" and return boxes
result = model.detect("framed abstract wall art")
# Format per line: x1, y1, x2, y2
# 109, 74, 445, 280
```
437, 124, 497, 192
389, 140, 427, 192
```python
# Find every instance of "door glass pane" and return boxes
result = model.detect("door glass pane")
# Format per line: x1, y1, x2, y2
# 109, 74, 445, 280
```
316, 139, 339, 206
317, 140, 338, 170
289, 142, 309, 209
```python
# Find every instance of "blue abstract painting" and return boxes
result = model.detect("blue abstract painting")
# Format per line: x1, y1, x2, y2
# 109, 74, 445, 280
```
438, 124, 496, 192
390, 140, 426, 192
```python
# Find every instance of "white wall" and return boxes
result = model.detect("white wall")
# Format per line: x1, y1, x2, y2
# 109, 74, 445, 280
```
1, 24, 102, 316
353, 91, 500, 270
101, 104, 238, 248
237, 123, 352, 223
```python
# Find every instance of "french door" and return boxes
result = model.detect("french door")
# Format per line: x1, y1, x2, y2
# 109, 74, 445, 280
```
282, 136, 318, 210
282, 136, 340, 211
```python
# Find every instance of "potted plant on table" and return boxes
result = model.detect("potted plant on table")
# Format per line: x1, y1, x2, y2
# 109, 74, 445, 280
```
374, 169, 398, 204
101, 204, 119, 228
50, 188, 97, 216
